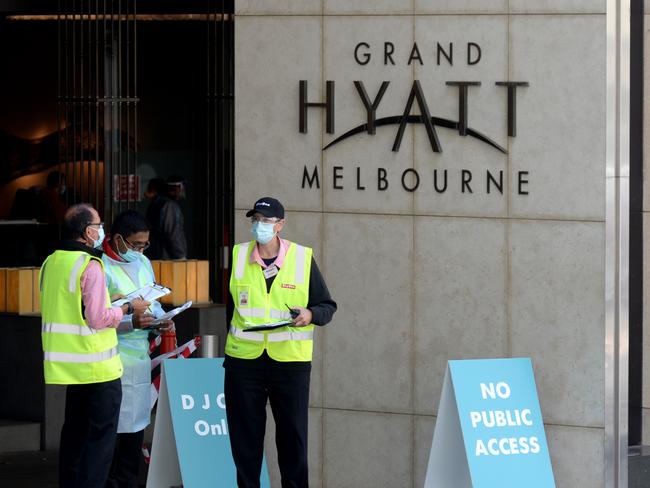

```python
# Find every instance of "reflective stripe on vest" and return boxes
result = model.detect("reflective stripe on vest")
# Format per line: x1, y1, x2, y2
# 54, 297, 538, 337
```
236, 307, 292, 320
234, 241, 250, 279
229, 326, 314, 343
42, 322, 97, 336
44, 347, 119, 363
236, 307, 265, 318
295, 244, 306, 284
270, 309, 291, 320
68, 254, 87, 292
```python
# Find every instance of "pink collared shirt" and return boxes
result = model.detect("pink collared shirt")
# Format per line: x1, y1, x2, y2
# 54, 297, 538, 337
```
80, 261, 123, 329
250, 236, 291, 269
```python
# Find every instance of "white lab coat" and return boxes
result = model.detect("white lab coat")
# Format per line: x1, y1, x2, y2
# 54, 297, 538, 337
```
103, 252, 164, 433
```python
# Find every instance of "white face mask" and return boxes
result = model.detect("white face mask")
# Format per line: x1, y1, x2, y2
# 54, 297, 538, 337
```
89, 226, 105, 249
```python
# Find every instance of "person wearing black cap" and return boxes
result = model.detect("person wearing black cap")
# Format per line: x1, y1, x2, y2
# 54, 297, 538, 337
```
224, 197, 337, 488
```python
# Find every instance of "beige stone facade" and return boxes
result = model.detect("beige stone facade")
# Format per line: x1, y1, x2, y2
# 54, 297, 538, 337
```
235, 2, 607, 486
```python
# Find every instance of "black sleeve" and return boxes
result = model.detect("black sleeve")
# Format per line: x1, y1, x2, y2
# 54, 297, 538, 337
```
307, 257, 337, 326
226, 292, 234, 334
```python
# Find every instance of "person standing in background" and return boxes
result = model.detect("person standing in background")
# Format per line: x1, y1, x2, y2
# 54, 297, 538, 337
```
145, 174, 187, 260
40, 204, 149, 488
38, 170, 68, 224
143, 177, 165, 202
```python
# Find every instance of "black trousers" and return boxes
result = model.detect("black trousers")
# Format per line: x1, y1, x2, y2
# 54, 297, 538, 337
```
59, 378, 122, 488
105, 429, 145, 488
224, 368, 310, 488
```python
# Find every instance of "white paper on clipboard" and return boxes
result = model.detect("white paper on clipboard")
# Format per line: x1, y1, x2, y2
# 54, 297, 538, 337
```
112, 282, 171, 306
150, 301, 193, 326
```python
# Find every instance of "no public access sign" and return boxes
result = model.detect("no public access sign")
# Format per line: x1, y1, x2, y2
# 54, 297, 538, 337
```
425, 358, 555, 488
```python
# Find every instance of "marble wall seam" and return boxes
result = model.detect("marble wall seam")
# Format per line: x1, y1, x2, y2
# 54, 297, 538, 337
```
317, 405, 604, 429
409, 15, 417, 486
236, 207, 606, 223
319, 10, 326, 487
410, 110, 417, 486
235, 13, 609, 17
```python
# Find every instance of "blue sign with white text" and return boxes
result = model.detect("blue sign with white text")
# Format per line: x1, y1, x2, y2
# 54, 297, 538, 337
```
449, 358, 555, 488
164, 358, 271, 488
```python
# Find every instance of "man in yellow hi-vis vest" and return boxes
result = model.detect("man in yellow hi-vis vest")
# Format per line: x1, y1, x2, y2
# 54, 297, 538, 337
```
40, 204, 149, 488
224, 197, 337, 488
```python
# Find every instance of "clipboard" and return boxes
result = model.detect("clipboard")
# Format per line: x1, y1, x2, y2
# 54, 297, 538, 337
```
243, 320, 293, 332
112, 282, 171, 306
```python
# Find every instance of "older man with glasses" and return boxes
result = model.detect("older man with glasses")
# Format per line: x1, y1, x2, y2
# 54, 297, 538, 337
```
224, 197, 337, 488
40, 204, 149, 488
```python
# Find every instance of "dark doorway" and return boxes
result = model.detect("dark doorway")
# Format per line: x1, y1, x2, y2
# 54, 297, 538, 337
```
0, 1, 234, 303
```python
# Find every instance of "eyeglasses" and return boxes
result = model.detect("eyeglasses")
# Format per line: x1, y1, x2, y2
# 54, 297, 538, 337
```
85, 222, 104, 229
250, 216, 280, 224
125, 238, 150, 251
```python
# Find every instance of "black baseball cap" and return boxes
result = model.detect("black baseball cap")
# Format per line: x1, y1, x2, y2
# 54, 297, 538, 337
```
245, 197, 285, 219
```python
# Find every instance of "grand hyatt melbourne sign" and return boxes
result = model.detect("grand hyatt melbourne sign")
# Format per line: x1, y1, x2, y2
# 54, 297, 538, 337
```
298, 41, 530, 195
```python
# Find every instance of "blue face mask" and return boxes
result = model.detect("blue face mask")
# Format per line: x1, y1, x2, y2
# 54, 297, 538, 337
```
116, 235, 142, 262
251, 221, 276, 245
92, 227, 105, 249
119, 248, 141, 263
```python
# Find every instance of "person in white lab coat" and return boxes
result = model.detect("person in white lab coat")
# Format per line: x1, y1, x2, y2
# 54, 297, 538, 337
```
101, 210, 172, 488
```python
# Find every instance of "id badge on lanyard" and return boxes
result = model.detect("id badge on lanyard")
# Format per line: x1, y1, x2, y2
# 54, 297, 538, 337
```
263, 264, 279, 279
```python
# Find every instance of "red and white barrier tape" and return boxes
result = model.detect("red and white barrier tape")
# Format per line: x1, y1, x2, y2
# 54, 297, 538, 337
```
149, 334, 162, 354
141, 444, 151, 465
149, 336, 201, 410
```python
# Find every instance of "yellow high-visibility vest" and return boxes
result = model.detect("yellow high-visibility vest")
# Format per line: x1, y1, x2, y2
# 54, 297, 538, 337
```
40, 250, 122, 384
226, 241, 314, 362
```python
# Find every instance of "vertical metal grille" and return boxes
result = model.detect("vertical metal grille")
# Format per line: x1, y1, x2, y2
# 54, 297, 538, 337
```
206, 1, 234, 303
58, 0, 138, 224
57, 1, 234, 303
